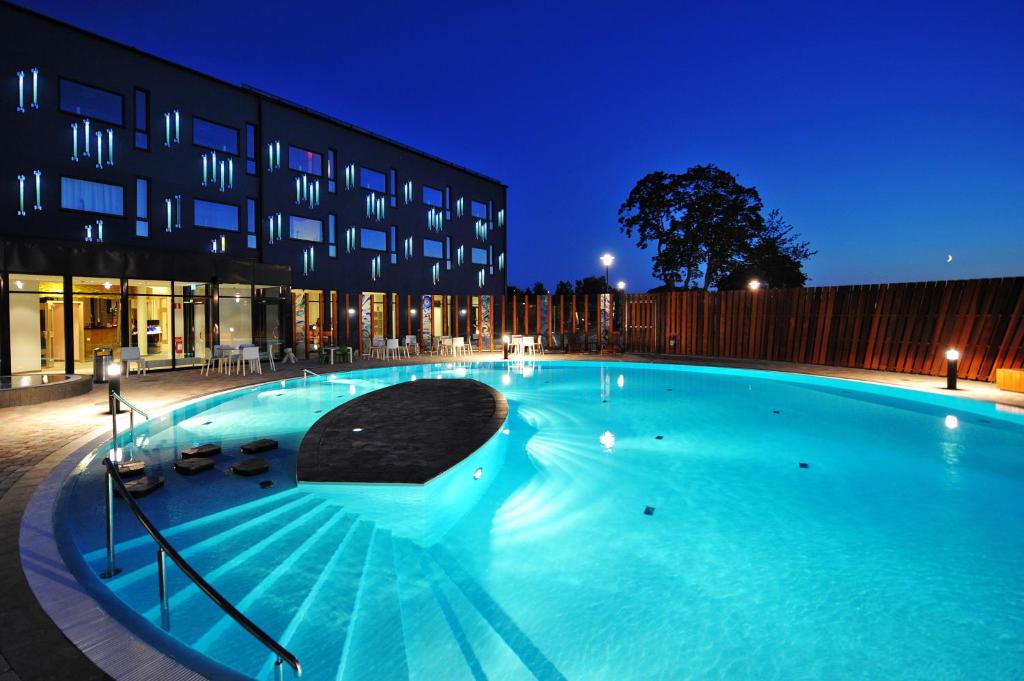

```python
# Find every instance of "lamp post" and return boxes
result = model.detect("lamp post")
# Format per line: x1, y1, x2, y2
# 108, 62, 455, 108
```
600, 253, 615, 293
946, 349, 959, 390
748, 279, 762, 291
617, 281, 627, 350
107, 362, 122, 415
502, 335, 510, 360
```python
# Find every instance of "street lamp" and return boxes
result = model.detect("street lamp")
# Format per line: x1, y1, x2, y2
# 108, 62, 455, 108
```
502, 334, 510, 360
107, 362, 122, 415
600, 253, 615, 293
616, 281, 625, 291
945, 348, 959, 390
748, 279, 762, 291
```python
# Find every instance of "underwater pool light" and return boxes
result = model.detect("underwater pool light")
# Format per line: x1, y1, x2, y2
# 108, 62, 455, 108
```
473, 467, 483, 480
945, 415, 959, 430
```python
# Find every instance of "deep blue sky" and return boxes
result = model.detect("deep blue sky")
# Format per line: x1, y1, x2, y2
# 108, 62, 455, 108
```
24, 0, 1023, 291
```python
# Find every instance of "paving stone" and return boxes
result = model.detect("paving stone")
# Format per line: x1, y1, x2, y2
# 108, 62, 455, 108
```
180, 443, 221, 459
240, 438, 278, 454
231, 458, 269, 476
174, 458, 215, 475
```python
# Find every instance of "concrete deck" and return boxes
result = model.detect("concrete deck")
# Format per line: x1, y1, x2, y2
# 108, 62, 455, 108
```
1, 352, 1022, 679
298, 379, 507, 484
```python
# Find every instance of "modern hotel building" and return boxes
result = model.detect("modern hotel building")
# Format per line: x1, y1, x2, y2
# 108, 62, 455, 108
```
0, 1, 507, 376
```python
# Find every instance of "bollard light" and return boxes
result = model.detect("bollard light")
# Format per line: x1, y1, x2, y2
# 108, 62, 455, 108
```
107, 362, 122, 414
503, 334, 510, 360
945, 349, 959, 390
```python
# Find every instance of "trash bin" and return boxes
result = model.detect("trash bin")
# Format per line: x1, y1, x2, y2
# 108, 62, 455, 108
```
93, 347, 113, 384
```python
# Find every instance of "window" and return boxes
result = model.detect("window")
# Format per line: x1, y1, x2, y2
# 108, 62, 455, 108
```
193, 117, 238, 154
472, 247, 487, 265
389, 226, 397, 264
60, 177, 123, 215
471, 200, 488, 219
423, 238, 443, 259
134, 89, 149, 150
194, 199, 239, 231
328, 214, 337, 257
247, 198, 257, 248
359, 167, 386, 192
289, 215, 322, 242
360, 227, 387, 251
327, 149, 336, 192
444, 186, 451, 219
388, 168, 397, 207
135, 178, 149, 237
445, 236, 452, 270
59, 79, 122, 125
246, 124, 257, 174
423, 185, 443, 207
288, 146, 322, 175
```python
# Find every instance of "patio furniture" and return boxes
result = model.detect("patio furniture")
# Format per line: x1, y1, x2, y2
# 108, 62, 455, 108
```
282, 347, 297, 364
453, 337, 466, 356
370, 336, 386, 359
532, 336, 545, 355
404, 335, 420, 356
241, 346, 261, 375
120, 346, 148, 375
385, 338, 400, 359
264, 340, 279, 371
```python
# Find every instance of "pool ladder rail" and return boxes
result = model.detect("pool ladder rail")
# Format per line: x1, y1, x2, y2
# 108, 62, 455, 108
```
100, 395, 302, 680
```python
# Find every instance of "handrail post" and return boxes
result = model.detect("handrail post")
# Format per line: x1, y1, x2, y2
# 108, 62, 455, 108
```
274, 657, 284, 681
129, 408, 135, 442
158, 547, 170, 630
100, 460, 120, 578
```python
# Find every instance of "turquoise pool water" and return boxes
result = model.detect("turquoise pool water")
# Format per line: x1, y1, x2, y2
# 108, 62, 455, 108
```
58, 362, 1024, 680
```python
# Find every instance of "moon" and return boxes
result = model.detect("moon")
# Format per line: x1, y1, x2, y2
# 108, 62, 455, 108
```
946, 254, 953, 263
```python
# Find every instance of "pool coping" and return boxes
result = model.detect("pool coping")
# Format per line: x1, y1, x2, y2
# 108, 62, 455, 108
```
5, 354, 1024, 680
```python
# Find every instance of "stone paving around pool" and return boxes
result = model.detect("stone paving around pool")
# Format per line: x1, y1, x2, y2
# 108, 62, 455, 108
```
0, 351, 1021, 680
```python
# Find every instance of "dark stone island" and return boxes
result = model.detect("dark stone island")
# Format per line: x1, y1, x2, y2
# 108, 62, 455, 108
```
297, 379, 508, 484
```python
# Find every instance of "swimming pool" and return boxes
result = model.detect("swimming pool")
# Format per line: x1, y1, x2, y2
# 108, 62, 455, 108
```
56, 361, 1024, 680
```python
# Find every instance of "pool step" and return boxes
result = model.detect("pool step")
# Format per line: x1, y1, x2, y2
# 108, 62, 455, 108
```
259, 520, 375, 681
337, 528, 409, 681
191, 508, 357, 662
417, 547, 535, 681
149, 502, 340, 642
428, 545, 567, 681
110, 496, 324, 612
391, 537, 477, 681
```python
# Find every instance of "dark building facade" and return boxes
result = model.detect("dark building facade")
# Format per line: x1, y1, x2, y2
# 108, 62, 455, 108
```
0, 2, 507, 376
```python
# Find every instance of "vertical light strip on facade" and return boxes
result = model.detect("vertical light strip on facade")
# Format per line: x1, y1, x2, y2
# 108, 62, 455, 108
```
95, 131, 103, 168
70, 122, 78, 161
16, 70, 24, 112
84, 118, 91, 156
17, 174, 25, 215
31, 67, 38, 109
33, 169, 41, 210
107, 129, 114, 166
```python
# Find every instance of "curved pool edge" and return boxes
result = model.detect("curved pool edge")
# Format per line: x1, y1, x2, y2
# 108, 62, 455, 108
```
10, 355, 1024, 680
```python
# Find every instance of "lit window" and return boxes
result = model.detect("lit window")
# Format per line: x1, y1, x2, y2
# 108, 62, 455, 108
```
328, 214, 337, 257
134, 88, 149, 150
423, 185, 443, 208
360, 227, 386, 251
61, 177, 123, 215
246, 198, 257, 248
423, 238, 443, 259
289, 215, 323, 242
246, 124, 257, 174
359, 167, 386, 192
471, 200, 488, 219
327, 149, 336, 192
59, 79, 122, 125
288, 146, 322, 176
193, 117, 239, 154
194, 199, 239, 231
472, 247, 487, 265
135, 178, 149, 237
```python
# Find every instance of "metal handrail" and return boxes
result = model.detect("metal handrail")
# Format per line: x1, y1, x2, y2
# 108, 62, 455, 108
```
101, 459, 302, 679
110, 391, 149, 443
302, 369, 320, 378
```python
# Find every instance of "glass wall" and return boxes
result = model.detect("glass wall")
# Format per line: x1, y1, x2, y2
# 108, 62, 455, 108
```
292, 289, 323, 359
219, 284, 252, 347
8, 274, 66, 375
173, 283, 209, 366
72, 276, 121, 375
255, 285, 286, 360
127, 279, 172, 369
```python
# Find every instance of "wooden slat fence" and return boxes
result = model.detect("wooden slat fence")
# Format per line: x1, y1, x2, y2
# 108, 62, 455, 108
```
496, 278, 1024, 382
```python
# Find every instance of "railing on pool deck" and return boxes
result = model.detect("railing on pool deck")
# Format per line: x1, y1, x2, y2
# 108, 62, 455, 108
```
302, 369, 320, 380
110, 391, 149, 444
100, 458, 303, 680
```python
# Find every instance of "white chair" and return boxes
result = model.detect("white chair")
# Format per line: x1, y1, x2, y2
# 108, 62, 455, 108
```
441, 337, 454, 356
370, 336, 386, 359
241, 345, 261, 375
385, 338, 400, 359
282, 347, 297, 364
453, 337, 466, 356
404, 335, 420, 356
533, 336, 545, 355
120, 346, 148, 375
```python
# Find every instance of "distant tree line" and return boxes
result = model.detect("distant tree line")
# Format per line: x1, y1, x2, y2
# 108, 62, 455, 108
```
618, 164, 815, 291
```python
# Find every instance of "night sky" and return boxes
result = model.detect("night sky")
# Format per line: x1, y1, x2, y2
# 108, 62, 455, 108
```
23, 0, 1023, 291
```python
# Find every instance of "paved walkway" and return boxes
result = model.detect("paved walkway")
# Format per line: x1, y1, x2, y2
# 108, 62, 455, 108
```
0, 352, 1021, 680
